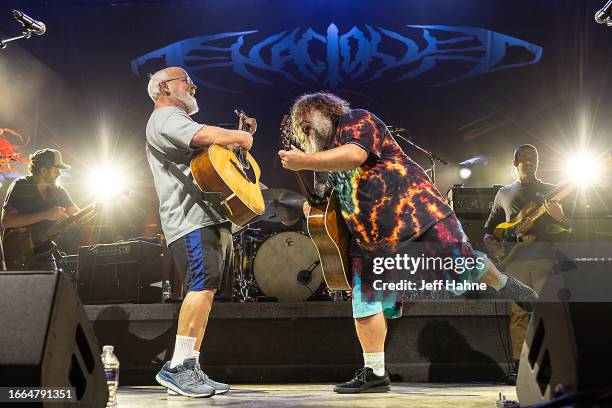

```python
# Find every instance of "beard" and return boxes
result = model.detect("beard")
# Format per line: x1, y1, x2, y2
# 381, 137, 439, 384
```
43, 172, 58, 186
303, 133, 327, 154
175, 89, 199, 115
302, 116, 333, 154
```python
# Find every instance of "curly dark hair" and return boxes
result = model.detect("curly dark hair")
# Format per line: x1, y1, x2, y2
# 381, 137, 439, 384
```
28, 155, 47, 175
289, 92, 350, 147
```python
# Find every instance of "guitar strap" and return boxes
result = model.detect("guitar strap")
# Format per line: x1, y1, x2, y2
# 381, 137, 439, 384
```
146, 142, 226, 224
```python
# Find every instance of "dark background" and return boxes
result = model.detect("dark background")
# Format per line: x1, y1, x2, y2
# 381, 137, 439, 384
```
0, 0, 610, 241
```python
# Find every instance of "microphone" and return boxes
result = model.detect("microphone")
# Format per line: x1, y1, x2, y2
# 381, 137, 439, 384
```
297, 261, 320, 286
386, 125, 406, 133
595, 0, 612, 24
12, 10, 46, 35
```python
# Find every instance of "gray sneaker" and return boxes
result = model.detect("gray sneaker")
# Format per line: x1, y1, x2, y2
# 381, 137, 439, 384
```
168, 361, 230, 395
195, 362, 230, 394
499, 273, 538, 312
155, 358, 215, 398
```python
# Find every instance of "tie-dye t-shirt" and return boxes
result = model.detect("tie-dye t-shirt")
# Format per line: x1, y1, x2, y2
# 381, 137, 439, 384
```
327, 109, 453, 254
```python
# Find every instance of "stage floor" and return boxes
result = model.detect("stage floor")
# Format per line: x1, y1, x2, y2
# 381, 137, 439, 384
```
117, 383, 517, 407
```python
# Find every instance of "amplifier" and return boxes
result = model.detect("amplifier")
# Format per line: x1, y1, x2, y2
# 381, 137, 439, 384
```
447, 186, 500, 217
77, 240, 163, 304
454, 217, 488, 252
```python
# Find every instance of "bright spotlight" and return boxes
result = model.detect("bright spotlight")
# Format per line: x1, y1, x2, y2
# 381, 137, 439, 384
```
459, 168, 472, 179
88, 166, 126, 200
565, 153, 604, 185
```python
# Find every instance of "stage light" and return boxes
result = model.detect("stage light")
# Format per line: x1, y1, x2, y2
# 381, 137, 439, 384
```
87, 165, 127, 200
459, 168, 472, 179
564, 153, 604, 185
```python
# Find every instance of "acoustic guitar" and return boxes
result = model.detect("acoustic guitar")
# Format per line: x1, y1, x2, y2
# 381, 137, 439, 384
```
280, 115, 351, 290
3, 202, 98, 270
190, 109, 265, 227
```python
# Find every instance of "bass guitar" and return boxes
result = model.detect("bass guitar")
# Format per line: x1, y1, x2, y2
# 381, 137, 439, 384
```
3, 202, 98, 270
493, 156, 612, 267
190, 109, 265, 227
280, 115, 351, 290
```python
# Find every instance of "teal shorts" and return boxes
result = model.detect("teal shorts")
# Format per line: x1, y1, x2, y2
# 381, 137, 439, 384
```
350, 215, 489, 320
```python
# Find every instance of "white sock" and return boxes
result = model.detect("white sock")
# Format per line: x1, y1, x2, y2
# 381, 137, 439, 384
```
170, 336, 197, 368
192, 350, 200, 361
363, 352, 385, 377
484, 259, 509, 291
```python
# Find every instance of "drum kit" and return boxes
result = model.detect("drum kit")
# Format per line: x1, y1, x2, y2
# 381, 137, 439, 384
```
231, 187, 330, 302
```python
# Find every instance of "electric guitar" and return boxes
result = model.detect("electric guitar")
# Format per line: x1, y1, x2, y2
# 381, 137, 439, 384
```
3, 202, 98, 270
280, 115, 351, 290
493, 157, 611, 267
190, 109, 265, 227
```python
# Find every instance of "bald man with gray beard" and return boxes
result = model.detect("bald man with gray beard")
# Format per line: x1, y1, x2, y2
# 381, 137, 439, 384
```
145, 66, 255, 398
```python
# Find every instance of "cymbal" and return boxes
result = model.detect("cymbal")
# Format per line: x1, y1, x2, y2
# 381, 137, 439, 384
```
259, 188, 305, 223
257, 204, 302, 223
262, 188, 305, 209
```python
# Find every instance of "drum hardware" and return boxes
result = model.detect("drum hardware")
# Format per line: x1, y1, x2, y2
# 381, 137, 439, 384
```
231, 226, 263, 302
330, 290, 350, 302
296, 260, 320, 287
230, 187, 339, 302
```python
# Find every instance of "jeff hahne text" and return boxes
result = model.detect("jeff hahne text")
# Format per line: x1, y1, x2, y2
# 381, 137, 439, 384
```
371, 253, 488, 292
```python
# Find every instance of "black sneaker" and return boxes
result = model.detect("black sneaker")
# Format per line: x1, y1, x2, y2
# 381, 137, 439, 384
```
333, 367, 391, 394
498, 273, 538, 312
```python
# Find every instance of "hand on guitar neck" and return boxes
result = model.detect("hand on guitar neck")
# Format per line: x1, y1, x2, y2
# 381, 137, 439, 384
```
234, 109, 256, 149
239, 116, 257, 135
542, 198, 564, 222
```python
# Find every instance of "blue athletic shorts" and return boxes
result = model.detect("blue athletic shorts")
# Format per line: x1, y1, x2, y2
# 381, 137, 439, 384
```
169, 223, 233, 292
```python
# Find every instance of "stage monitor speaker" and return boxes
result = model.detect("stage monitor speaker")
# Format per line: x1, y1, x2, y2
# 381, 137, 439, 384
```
0, 270, 108, 407
516, 301, 612, 405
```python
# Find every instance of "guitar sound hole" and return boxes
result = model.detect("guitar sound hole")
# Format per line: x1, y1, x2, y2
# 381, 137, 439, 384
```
230, 159, 257, 184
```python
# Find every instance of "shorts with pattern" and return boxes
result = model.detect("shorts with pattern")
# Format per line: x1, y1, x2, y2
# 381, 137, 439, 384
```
351, 214, 489, 319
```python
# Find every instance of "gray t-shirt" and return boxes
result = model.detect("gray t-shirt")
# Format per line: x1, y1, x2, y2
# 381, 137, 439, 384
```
146, 106, 226, 245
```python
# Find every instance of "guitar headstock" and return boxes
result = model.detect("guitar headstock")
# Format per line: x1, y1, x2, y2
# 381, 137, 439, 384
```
280, 114, 292, 151
234, 109, 251, 133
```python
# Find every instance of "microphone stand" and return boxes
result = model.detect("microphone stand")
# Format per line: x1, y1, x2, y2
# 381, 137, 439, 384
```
0, 28, 36, 50
388, 127, 449, 185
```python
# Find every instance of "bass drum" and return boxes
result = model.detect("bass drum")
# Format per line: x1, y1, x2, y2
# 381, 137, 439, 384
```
253, 231, 323, 302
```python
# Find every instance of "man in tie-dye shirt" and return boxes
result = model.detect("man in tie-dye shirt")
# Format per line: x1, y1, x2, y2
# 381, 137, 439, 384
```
278, 92, 537, 394
327, 108, 452, 255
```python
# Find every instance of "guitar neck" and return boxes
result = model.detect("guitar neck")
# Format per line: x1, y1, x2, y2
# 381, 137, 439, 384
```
46, 203, 97, 238
515, 182, 574, 234
280, 114, 324, 206
295, 171, 324, 206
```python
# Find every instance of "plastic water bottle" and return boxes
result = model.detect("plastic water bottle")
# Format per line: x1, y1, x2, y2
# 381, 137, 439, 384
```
101, 345, 119, 408
161, 280, 172, 303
